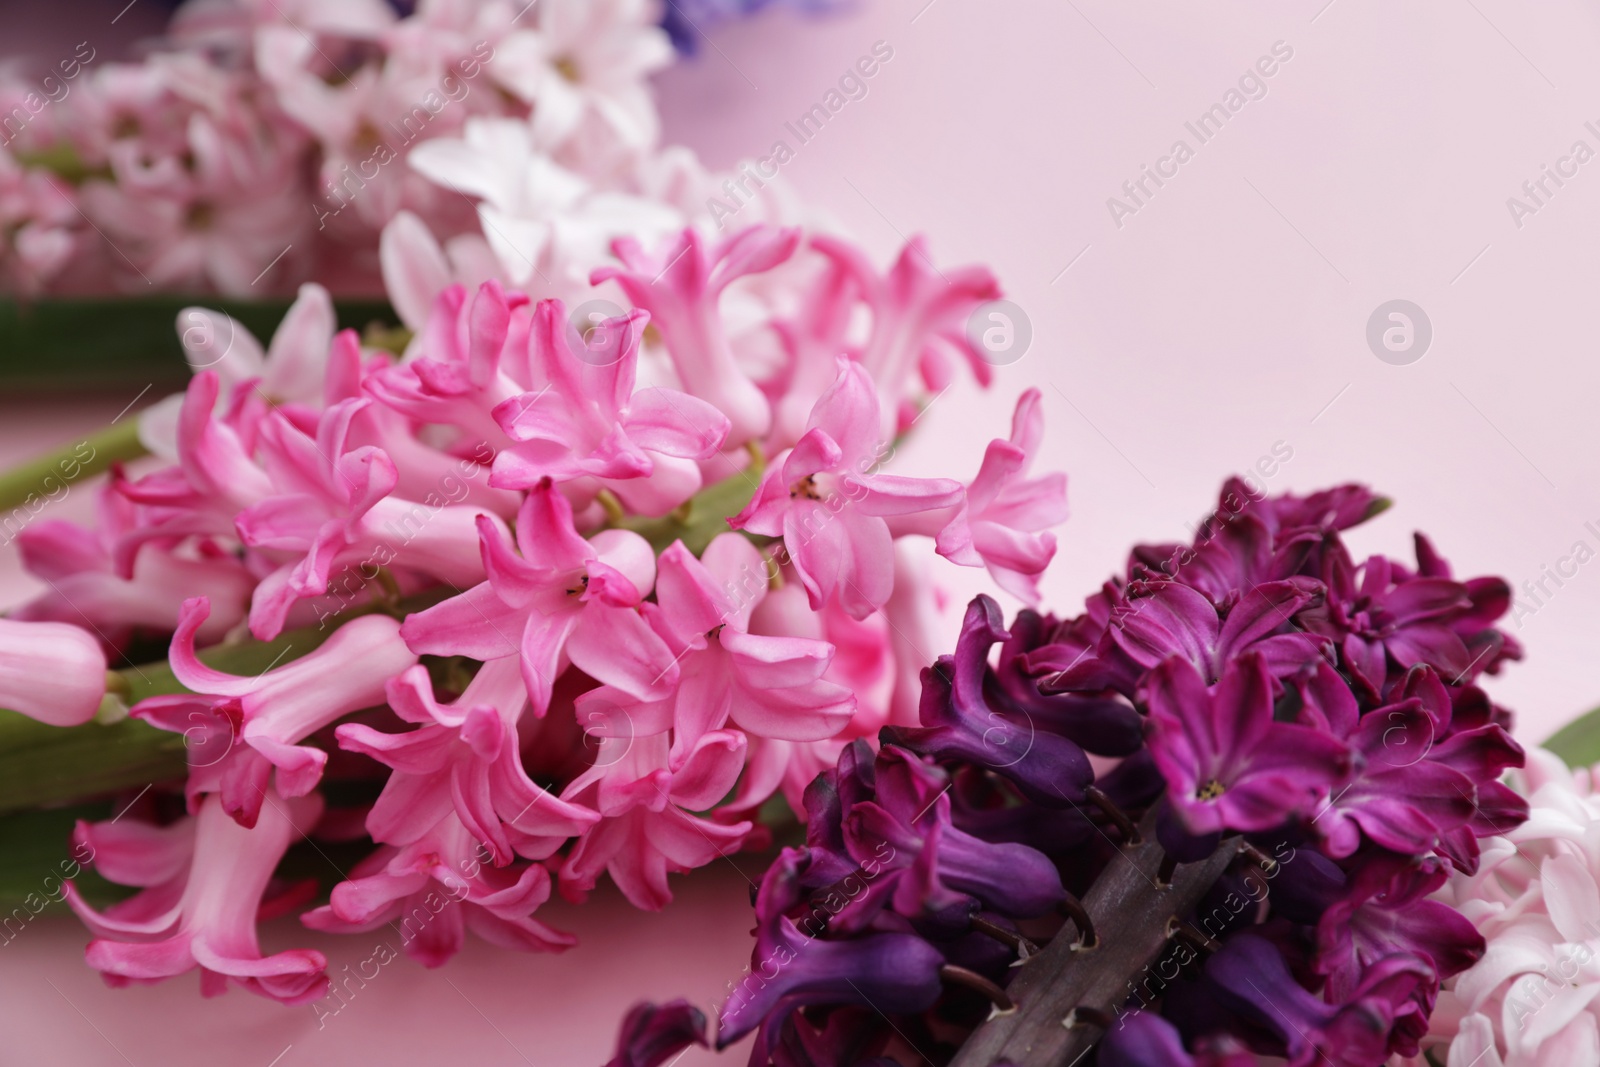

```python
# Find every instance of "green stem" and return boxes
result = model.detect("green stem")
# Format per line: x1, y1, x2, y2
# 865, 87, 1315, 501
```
0, 589, 449, 817
0, 418, 148, 516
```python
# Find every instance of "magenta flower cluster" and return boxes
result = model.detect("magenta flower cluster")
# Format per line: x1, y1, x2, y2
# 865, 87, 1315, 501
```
656, 479, 1529, 1067
0, 221, 1066, 1004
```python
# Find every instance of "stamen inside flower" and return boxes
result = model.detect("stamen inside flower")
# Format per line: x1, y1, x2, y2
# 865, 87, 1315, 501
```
1198, 779, 1226, 801
789, 475, 822, 501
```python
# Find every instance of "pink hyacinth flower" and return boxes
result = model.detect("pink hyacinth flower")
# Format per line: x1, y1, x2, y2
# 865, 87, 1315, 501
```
578, 533, 856, 769
65, 788, 328, 1004
336, 656, 599, 865
892, 388, 1068, 604
718, 581, 896, 818
302, 812, 575, 967
0, 618, 107, 727
365, 280, 535, 455
400, 479, 671, 714
117, 370, 275, 556
559, 731, 752, 911
491, 299, 730, 516
133, 597, 418, 828
810, 234, 1001, 434
592, 226, 800, 447
14, 482, 254, 646
730, 358, 964, 619
237, 395, 506, 639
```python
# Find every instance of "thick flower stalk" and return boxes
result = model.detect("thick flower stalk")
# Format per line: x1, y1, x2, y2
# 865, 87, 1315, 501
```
0, 215, 1057, 1006
622, 480, 1527, 1066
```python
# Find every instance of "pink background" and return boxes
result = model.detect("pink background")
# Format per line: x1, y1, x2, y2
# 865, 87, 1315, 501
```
7, 0, 1600, 1061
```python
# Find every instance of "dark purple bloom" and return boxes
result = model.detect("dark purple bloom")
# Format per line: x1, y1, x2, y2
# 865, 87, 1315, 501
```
604, 1000, 708, 1067
1043, 577, 1328, 701
1127, 480, 1387, 602
1314, 856, 1485, 1003
1145, 652, 1351, 835
1301, 548, 1475, 697
1109, 578, 1326, 683
718, 850, 944, 1053
1205, 934, 1433, 1067
1245, 481, 1390, 538
1296, 661, 1476, 858
992, 608, 1143, 755
637, 482, 1530, 1067
1413, 532, 1523, 679
884, 596, 1094, 809
839, 747, 1064, 926
1099, 1010, 1256, 1067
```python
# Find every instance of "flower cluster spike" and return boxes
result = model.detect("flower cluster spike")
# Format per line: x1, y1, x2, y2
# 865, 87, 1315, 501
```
0, 0, 841, 297
655, 479, 1526, 1066
1423, 748, 1600, 1065
0, 219, 1061, 1005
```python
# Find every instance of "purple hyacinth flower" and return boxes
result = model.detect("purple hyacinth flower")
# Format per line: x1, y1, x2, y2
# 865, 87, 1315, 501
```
992, 609, 1144, 755
1300, 549, 1474, 697
884, 596, 1094, 809
1412, 532, 1523, 680
760, 1007, 896, 1067
1110, 579, 1326, 683
1098, 1010, 1257, 1067
1205, 934, 1431, 1067
604, 1000, 708, 1067
1315, 856, 1484, 1003
842, 746, 1065, 924
718, 850, 944, 1052
1243, 481, 1390, 538
799, 740, 881, 889
1296, 661, 1476, 858
1145, 652, 1352, 836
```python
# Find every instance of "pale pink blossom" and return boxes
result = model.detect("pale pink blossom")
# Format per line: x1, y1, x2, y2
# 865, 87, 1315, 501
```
66, 787, 329, 1004
558, 731, 751, 910
139, 282, 338, 460
888, 388, 1068, 604
302, 811, 575, 966
0, 618, 107, 727
1421, 748, 1600, 1066
491, 298, 730, 515
577, 533, 856, 768
731, 358, 964, 618
337, 657, 598, 864
237, 396, 504, 639
399, 479, 670, 713
594, 225, 800, 447
14, 483, 254, 646
132, 597, 417, 827
811, 234, 1001, 436
722, 581, 896, 817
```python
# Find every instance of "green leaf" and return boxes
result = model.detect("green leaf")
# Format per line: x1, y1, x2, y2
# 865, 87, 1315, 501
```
613, 459, 766, 556
1545, 705, 1600, 769
0, 296, 397, 391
